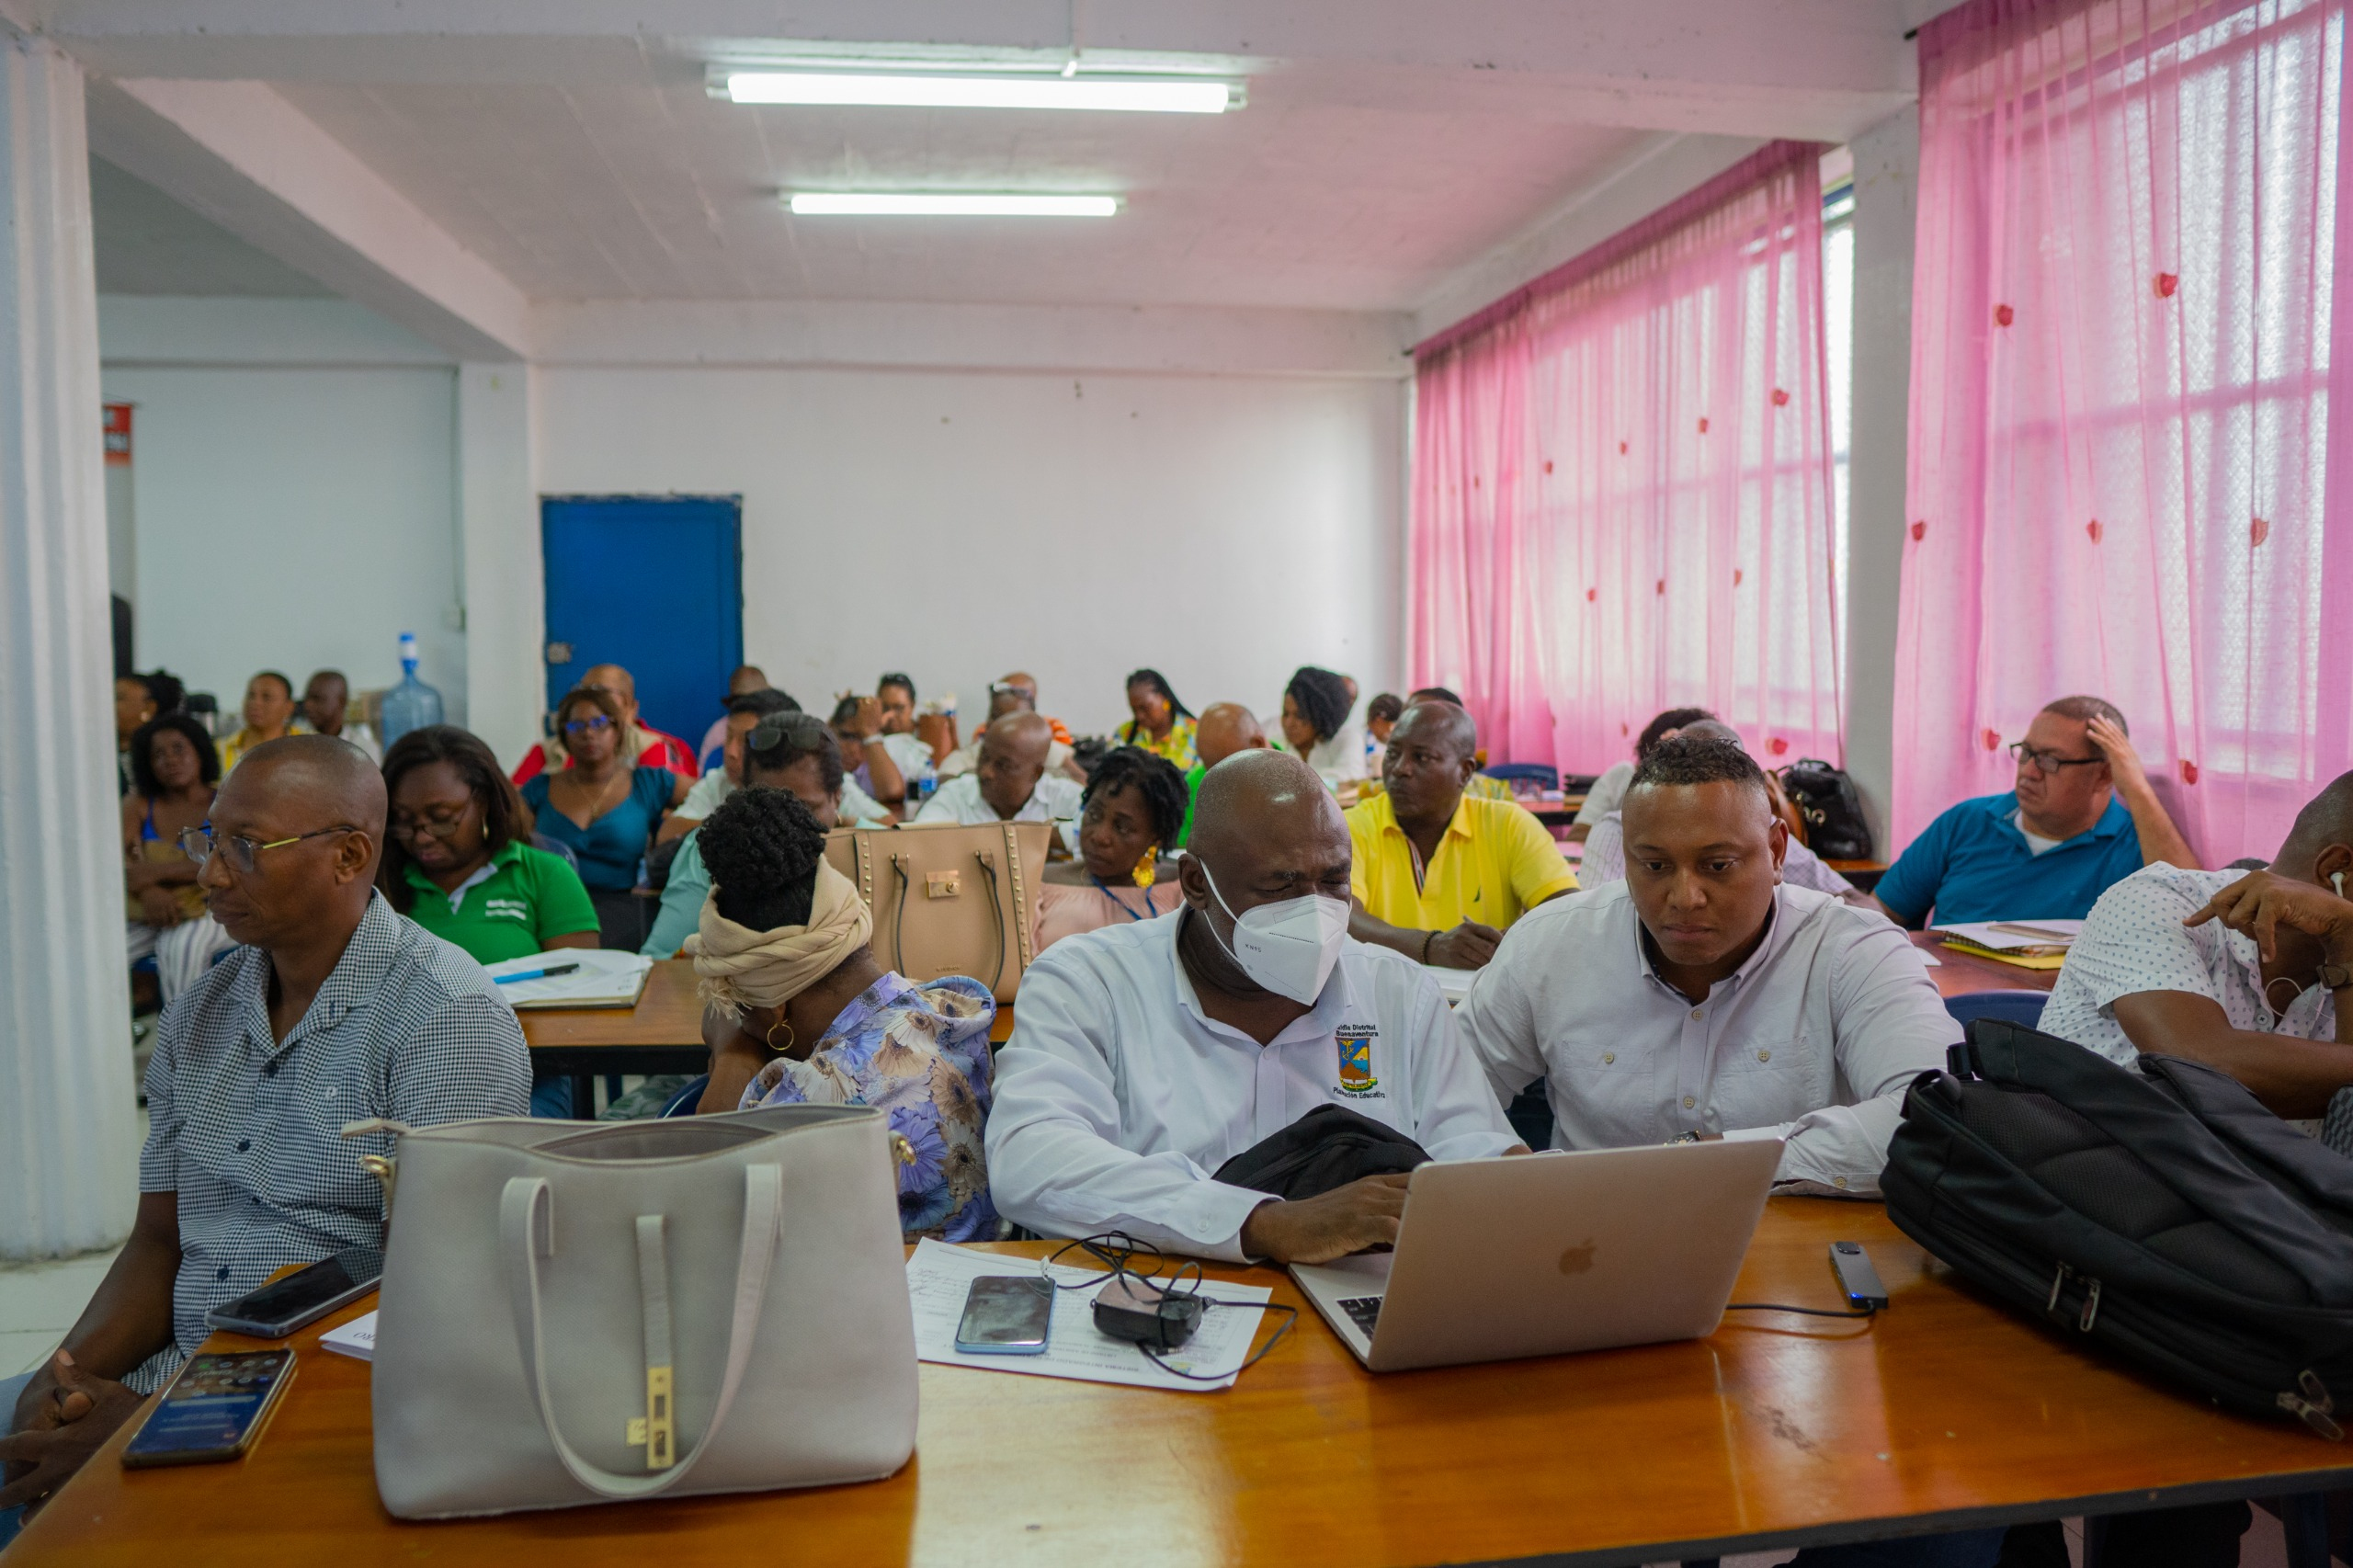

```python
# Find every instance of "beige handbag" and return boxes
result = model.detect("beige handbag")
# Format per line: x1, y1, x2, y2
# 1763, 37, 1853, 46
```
825, 823, 1046, 1003
365, 1107, 918, 1519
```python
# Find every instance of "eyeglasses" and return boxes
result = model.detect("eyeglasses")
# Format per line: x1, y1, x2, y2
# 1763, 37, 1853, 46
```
749, 713, 829, 753
2007, 742, 2104, 775
391, 804, 473, 841
179, 824, 355, 876
563, 714, 614, 736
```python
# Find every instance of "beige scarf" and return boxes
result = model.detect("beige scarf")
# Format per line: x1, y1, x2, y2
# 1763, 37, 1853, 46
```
688, 858, 873, 1020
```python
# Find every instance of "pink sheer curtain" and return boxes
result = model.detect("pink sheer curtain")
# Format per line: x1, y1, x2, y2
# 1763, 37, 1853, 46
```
1410, 142, 1845, 776
1897, 0, 2351, 864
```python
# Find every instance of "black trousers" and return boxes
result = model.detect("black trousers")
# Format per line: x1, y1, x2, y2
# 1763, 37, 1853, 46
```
1997, 1501, 2252, 1568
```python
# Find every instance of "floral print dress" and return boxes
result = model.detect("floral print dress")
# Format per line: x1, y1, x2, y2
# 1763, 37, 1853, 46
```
738, 971, 998, 1241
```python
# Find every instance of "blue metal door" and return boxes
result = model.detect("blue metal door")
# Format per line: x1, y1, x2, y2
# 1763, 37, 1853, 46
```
540, 495, 742, 748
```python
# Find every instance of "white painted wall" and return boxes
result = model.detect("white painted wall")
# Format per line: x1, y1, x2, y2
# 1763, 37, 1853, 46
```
98, 351, 466, 725
532, 367, 1407, 743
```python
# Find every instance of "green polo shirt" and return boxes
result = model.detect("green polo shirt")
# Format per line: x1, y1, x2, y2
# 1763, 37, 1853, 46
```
400, 840, 599, 966
1178, 763, 1207, 848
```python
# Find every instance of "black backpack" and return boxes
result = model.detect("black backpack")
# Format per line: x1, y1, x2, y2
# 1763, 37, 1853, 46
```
1777, 757, 1872, 859
1883, 1019, 2353, 1437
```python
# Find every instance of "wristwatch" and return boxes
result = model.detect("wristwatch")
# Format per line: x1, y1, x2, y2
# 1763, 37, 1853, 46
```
2319, 960, 2353, 992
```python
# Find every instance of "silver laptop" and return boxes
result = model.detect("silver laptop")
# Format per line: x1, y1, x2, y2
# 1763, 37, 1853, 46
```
1291, 1139, 1782, 1372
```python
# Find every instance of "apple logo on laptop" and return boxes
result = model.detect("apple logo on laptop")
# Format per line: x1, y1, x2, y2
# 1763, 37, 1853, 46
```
1557, 1240, 1597, 1275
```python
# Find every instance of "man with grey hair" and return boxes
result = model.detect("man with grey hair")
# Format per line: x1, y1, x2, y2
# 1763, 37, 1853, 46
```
987, 750, 1522, 1264
1872, 694, 2197, 927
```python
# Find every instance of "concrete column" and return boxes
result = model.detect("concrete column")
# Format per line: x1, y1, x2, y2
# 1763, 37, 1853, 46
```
0, 38, 140, 1258
458, 363, 544, 767
1843, 107, 1920, 861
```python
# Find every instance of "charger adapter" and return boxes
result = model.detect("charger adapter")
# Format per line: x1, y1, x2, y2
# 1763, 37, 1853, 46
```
1091, 1274, 1204, 1350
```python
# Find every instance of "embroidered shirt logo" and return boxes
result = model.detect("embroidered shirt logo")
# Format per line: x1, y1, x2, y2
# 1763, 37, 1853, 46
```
483, 898, 530, 923
1335, 1024, 1380, 1096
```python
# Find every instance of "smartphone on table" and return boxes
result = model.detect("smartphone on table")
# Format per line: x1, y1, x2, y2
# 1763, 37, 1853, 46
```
955, 1275, 1054, 1355
121, 1350, 297, 1469
203, 1246, 382, 1339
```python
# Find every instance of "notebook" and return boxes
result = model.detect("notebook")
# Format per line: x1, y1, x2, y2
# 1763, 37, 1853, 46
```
482, 949, 654, 1009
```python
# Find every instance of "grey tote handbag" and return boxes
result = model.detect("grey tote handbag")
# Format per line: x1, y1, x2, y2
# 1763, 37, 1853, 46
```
359, 1105, 919, 1518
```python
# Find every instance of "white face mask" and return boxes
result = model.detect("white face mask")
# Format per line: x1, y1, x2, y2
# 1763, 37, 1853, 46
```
1199, 864, 1349, 1004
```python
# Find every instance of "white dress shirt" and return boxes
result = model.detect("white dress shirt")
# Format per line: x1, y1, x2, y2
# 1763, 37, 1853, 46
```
986, 912, 1520, 1260
1582, 811, 1857, 898
1572, 761, 1635, 827
1307, 722, 1369, 786
2040, 864, 2338, 1066
913, 771, 1083, 826
1456, 881, 1958, 1195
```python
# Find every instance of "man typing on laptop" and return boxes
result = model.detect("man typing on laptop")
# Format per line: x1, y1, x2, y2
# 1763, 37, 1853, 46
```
986, 751, 1523, 1264
1458, 735, 1960, 1197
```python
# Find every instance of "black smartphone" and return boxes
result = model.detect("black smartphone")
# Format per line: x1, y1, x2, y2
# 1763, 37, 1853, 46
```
954, 1275, 1054, 1355
121, 1350, 297, 1469
203, 1246, 383, 1339
1830, 1241, 1890, 1311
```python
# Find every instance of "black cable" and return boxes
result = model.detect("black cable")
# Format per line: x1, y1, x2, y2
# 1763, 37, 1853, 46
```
1046, 1232, 1294, 1379
1723, 1301, 1879, 1319
1142, 1303, 1300, 1381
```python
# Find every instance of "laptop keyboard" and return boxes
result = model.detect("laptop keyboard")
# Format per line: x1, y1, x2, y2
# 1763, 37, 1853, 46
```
1338, 1295, 1383, 1337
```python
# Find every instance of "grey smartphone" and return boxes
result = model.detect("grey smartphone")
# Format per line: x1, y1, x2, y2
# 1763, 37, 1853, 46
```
203, 1246, 383, 1339
1829, 1241, 1890, 1311
955, 1275, 1054, 1355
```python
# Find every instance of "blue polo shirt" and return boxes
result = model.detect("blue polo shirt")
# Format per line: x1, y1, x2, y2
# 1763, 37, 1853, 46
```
1876, 792, 2144, 926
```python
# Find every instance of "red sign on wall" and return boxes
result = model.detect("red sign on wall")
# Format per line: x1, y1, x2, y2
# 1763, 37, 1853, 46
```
102, 403, 131, 466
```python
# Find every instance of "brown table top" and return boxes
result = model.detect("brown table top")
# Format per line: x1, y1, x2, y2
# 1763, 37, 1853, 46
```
19, 1199, 2348, 1567
1910, 931, 2060, 998
519, 960, 1016, 1051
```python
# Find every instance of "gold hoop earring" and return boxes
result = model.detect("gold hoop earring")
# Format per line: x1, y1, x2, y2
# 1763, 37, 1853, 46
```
765, 1017, 794, 1053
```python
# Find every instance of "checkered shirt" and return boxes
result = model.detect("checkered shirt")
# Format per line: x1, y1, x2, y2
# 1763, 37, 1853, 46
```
132, 892, 529, 1391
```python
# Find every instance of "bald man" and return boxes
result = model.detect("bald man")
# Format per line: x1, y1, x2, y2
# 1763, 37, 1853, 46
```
915, 711, 1083, 825
511, 661, 697, 784
1347, 700, 1577, 969
937, 671, 1075, 780
987, 751, 1522, 1264
1174, 701, 1270, 847
1, 738, 528, 1522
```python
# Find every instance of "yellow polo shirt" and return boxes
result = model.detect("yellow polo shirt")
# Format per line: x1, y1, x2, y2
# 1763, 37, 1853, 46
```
1346, 791, 1577, 933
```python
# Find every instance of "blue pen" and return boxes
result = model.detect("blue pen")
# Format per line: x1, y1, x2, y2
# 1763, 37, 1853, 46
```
494, 962, 579, 985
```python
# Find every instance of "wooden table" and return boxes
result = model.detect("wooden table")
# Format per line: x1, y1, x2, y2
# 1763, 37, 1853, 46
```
17, 1199, 2349, 1566
520, 960, 1017, 1112
1826, 858, 1892, 893
1911, 931, 2061, 999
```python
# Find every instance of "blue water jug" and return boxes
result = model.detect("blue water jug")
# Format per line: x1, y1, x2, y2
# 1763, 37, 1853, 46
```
380, 631, 444, 748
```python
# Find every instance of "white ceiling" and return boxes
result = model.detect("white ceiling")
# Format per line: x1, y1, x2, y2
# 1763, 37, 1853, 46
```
270, 73, 1654, 311
89, 155, 333, 296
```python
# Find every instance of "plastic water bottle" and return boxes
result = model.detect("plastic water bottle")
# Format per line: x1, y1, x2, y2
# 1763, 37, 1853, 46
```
380, 631, 444, 749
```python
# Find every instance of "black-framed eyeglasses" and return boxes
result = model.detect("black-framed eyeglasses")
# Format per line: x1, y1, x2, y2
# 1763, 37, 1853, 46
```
390, 803, 474, 841
2007, 741, 2104, 775
179, 823, 356, 876
749, 712, 829, 753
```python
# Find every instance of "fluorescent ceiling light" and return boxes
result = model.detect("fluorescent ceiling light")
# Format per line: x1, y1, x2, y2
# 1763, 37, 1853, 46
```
788, 193, 1120, 218
728, 72, 1234, 114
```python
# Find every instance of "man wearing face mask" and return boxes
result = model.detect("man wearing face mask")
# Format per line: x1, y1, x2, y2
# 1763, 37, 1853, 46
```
986, 751, 1523, 1265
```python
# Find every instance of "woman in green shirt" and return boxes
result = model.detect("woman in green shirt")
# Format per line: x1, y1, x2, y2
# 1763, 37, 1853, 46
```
380, 724, 600, 964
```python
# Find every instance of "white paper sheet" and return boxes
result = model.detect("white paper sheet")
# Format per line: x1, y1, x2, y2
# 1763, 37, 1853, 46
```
483, 948, 654, 1008
319, 1310, 376, 1362
1932, 918, 2083, 953
905, 1238, 1272, 1392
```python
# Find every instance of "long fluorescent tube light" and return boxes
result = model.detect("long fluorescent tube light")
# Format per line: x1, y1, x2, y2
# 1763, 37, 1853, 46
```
789, 193, 1120, 218
728, 72, 1233, 114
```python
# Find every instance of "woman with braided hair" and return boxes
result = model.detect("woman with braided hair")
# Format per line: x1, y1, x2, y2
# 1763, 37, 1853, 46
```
688, 786, 996, 1240
1280, 665, 1366, 787
1037, 746, 1190, 949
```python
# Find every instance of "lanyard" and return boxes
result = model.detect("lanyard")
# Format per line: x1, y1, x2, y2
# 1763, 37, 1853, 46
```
1092, 877, 1161, 921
